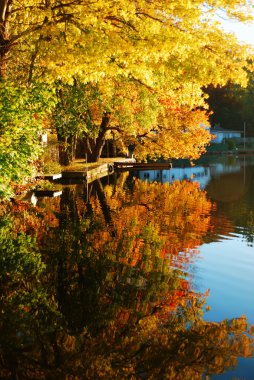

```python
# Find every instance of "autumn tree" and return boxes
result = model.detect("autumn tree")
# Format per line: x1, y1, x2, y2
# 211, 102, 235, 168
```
1, 0, 254, 192
0, 1, 252, 82
47, 1, 253, 163
51, 78, 163, 163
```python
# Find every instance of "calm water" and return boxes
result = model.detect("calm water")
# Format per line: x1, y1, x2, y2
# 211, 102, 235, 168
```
0, 155, 254, 379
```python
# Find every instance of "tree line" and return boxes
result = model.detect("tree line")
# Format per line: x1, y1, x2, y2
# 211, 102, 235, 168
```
204, 67, 254, 136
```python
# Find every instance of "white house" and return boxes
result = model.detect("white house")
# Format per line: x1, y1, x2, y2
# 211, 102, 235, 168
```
210, 126, 242, 143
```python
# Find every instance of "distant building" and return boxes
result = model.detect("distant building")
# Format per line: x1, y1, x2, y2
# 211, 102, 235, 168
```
210, 125, 242, 143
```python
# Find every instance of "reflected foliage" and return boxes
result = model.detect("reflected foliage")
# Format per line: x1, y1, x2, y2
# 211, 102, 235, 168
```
0, 179, 253, 379
206, 166, 254, 246
0, 202, 62, 379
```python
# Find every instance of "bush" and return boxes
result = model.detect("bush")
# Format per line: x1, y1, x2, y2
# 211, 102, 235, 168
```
225, 139, 236, 150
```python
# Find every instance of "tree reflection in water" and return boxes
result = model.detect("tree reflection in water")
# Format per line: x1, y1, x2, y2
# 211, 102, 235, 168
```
0, 178, 253, 379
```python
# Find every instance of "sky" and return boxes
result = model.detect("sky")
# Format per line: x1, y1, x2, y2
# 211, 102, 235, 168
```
221, 18, 254, 46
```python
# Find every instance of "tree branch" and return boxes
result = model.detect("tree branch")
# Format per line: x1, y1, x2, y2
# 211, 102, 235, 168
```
105, 15, 137, 31
135, 11, 164, 23
129, 74, 154, 92
0, 0, 9, 24
105, 125, 123, 134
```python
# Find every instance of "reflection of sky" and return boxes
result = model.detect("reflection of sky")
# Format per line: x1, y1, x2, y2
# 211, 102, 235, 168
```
130, 161, 254, 377
185, 157, 254, 379
195, 235, 254, 379
196, 238, 254, 325
212, 357, 254, 380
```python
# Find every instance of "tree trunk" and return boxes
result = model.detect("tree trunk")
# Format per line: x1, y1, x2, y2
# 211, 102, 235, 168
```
87, 112, 111, 162
57, 133, 77, 166
0, 37, 9, 77
0, 0, 11, 78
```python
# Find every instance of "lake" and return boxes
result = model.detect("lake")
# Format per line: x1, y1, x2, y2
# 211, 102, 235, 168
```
0, 154, 254, 379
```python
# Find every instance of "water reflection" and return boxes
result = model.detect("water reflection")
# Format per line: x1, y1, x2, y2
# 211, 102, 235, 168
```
135, 156, 246, 190
133, 156, 254, 247
1, 174, 254, 379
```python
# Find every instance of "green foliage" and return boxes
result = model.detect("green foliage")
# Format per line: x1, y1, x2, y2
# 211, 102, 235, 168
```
0, 81, 56, 197
206, 142, 229, 152
0, 205, 64, 377
225, 138, 237, 150
42, 160, 62, 174
52, 80, 103, 139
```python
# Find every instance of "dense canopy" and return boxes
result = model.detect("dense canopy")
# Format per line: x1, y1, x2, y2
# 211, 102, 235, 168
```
0, 0, 254, 195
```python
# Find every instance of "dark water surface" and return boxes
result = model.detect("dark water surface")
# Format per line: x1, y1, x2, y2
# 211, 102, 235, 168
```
1, 155, 254, 379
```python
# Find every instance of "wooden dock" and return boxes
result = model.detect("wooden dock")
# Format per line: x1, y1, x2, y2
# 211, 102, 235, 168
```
37, 160, 173, 186
114, 162, 172, 170
61, 163, 114, 182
